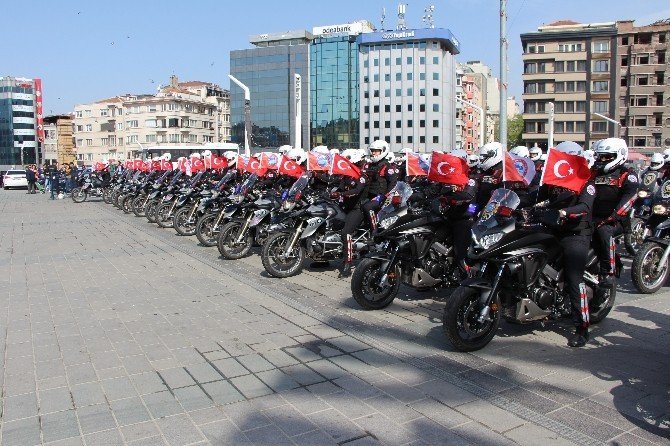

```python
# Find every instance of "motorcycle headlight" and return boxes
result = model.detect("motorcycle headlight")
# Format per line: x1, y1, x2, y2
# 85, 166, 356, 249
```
379, 215, 399, 229
232, 195, 243, 204
637, 191, 648, 198
652, 204, 667, 215
478, 232, 504, 250
282, 201, 296, 212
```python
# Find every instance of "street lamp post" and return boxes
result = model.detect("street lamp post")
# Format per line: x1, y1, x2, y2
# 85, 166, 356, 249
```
591, 112, 623, 146
228, 75, 251, 157
456, 97, 484, 149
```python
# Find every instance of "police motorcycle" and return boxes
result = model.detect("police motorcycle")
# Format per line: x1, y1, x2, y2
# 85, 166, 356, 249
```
120, 171, 160, 215
173, 171, 223, 236
443, 189, 616, 352
114, 170, 144, 210
626, 168, 662, 255
146, 171, 184, 224
129, 170, 172, 217
108, 170, 135, 207
155, 171, 204, 228
71, 171, 106, 203
631, 179, 670, 294
103, 169, 128, 204
350, 182, 462, 310
260, 177, 371, 278
217, 173, 286, 259
194, 171, 239, 247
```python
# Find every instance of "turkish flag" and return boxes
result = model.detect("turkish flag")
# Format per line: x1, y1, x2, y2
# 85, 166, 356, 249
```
406, 153, 429, 176
150, 161, 161, 171
124, 160, 132, 169
204, 155, 213, 170
307, 152, 331, 172
237, 156, 248, 172
161, 160, 173, 171
540, 148, 591, 193
246, 157, 268, 176
93, 162, 106, 171
133, 159, 144, 170
279, 157, 305, 178
503, 152, 536, 186
142, 161, 152, 172
427, 152, 469, 187
261, 152, 280, 170
212, 156, 228, 170
330, 153, 361, 179
191, 157, 205, 172
177, 157, 188, 172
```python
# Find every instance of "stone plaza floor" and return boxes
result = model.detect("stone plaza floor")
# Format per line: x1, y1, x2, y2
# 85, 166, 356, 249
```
0, 190, 668, 445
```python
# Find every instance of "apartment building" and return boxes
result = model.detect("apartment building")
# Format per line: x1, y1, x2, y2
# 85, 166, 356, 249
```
617, 19, 670, 152
521, 20, 618, 149
73, 76, 230, 164
461, 72, 482, 152
464, 60, 501, 144
43, 114, 75, 165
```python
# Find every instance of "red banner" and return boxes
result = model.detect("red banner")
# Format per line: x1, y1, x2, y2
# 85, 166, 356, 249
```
406, 153, 428, 176
34, 79, 45, 143
307, 152, 332, 172
279, 157, 305, 178
330, 153, 361, 179
427, 152, 469, 187
212, 156, 228, 170
540, 148, 591, 193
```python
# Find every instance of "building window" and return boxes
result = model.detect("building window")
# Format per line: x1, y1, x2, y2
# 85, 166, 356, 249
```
407, 56, 413, 64
433, 56, 439, 64
76, 111, 83, 118
420, 104, 426, 112
407, 120, 413, 127
374, 105, 380, 113
364, 92, 369, 99
385, 73, 391, 81
385, 121, 390, 128
420, 88, 426, 97
396, 57, 401, 65
395, 73, 401, 81
433, 73, 439, 80
86, 139, 93, 146
373, 121, 379, 128
408, 104, 413, 111
407, 73, 413, 81
385, 105, 390, 112
554, 61, 564, 73
364, 106, 369, 113
374, 90, 379, 98
420, 56, 425, 65
364, 137, 370, 145
592, 81, 609, 92
432, 135, 439, 143
373, 58, 379, 66
420, 136, 426, 144
364, 122, 369, 129
396, 120, 402, 128
396, 105, 401, 112
592, 121, 607, 133
593, 60, 609, 72
621, 36, 629, 45
634, 137, 646, 147
638, 55, 649, 65
407, 136, 413, 143
576, 81, 586, 92
432, 120, 439, 128
395, 88, 402, 97
385, 89, 391, 97
433, 104, 439, 112
364, 60, 369, 68
407, 88, 413, 96
85, 124, 92, 132
621, 56, 628, 67
592, 40, 610, 53
420, 120, 425, 128
576, 101, 586, 112
374, 74, 379, 82
433, 88, 439, 96
558, 43, 583, 52
633, 117, 647, 127
419, 73, 426, 81
385, 58, 390, 66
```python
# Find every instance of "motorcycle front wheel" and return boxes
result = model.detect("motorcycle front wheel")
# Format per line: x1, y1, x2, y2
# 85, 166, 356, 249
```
145, 200, 158, 223
156, 203, 174, 228
631, 242, 669, 294
625, 217, 648, 256
113, 192, 124, 208
173, 206, 197, 236
261, 231, 305, 278
121, 195, 133, 214
218, 220, 253, 259
196, 213, 219, 247
351, 258, 400, 310
443, 287, 500, 352
71, 188, 87, 203
102, 188, 112, 204
132, 195, 147, 217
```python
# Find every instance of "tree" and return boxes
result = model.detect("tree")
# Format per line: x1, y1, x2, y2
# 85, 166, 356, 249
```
507, 114, 524, 147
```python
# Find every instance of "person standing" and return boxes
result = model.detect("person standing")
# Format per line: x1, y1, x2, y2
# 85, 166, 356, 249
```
25, 165, 37, 194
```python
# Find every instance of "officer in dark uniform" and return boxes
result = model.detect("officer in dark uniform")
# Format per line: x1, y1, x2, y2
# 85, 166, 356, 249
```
591, 138, 638, 285
336, 140, 398, 277
535, 142, 595, 347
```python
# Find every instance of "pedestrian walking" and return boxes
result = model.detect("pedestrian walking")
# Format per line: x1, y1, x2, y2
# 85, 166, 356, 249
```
68, 162, 78, 192
25, 165, 37, 194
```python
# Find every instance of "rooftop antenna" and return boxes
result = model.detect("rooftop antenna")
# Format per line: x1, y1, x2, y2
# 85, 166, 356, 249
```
397, 3, 407, 31
381, 7, 386, 30
422, 5, 435, 28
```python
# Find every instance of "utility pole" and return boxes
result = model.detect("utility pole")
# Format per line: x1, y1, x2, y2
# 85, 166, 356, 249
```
547, 102, 555, 148
499, 0, 508, 148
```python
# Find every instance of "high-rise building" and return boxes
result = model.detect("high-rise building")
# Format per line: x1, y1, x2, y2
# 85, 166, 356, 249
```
310, 21, 374, 149
461, 71, 483, 152
616, 19, 670, 152
73, 76, 229, 164
230, 30, 311, 149
507, 96, 521, 118
0, 76, 44, 170
464, 60, 501, 143
521, 20, 619, 149
358, 28, 460, 152
43, 114, 75, 165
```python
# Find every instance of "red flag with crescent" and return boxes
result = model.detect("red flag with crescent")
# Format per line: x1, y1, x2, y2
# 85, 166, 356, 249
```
329, 153, 361, 179
503, 152, 536, 186
191, 157, 205, 173
279, 156, 305, 178
160, 160, 173, 171
133, 159, 144, 170
246, 157, 268, 176
212, 156, 228, 170
540, 148, 591, 193
427, 152, 469, 186
93, 162, 106, 172
261, 152, 280, 170
406, 152, 428, 176
307, 152, 332, 172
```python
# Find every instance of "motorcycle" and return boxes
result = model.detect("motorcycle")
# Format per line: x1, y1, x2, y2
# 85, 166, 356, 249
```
443, 188, 616, 352
146, 171, 184, 224
71, 172, 105, 203
194, 171, 238, 246
156, 171, 204, 229
631, 179, 670, 294
260, 176, 370, 278
350, 182, 462, 310
131, 171, 171, 217
626, 169, 660, 255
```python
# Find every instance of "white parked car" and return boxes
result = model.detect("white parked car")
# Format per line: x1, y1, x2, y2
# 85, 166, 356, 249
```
3, 170, 28, 189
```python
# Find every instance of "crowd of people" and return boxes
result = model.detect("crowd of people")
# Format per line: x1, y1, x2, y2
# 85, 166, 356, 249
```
23, 162, 81, 199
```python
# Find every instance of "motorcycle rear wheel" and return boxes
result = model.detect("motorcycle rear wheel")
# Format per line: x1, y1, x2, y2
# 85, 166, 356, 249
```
121, 195, 133, 214
71, 188, 87, 203
443, 287, 500, 352
625, 217, 648, 256
631, 242, 669, 294
174, 206, 197, 236
351, 258, 400, 310
102, 188, 112, 204
113, 192, 124, 208
132, 195, 147, 217
261, 232, 305, 278
196, 213, 219, 247
218, 220, 253, 259
156, 203, 174, 228
145, 200, 158, 223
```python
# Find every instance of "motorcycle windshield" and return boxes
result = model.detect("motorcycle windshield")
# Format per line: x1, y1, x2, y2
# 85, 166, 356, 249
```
287, 175, 308, 199
155, 171, 170, 184
654, 179, 670, 203
132, 171, 142, 181
188, 171, 204, 187
215, 171, 235, 189
377, 182, 413, 222
475, 188, 521, 231
239, 174, 258, 196
169, 171, 183, 185
640, 171, 660, 192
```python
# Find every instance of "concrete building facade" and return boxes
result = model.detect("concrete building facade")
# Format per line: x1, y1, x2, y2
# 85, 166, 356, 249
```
43, 114, 75, 165
358, 28, 460, 152
461, 73, 482, 152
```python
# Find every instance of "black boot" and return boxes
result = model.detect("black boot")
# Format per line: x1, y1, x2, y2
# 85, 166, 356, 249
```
568, 326, 589, 348
339, 261, 352, 278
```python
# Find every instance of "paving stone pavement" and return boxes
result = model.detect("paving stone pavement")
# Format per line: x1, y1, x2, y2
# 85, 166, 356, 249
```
0, 190, 668, 446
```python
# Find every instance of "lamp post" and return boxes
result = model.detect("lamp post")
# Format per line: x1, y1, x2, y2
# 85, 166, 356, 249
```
456, 97, 484, 148
228, 75, 251, 157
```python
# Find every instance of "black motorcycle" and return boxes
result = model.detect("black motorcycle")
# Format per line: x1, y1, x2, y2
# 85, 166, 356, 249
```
631, 179, 670, 294
194, 171, 238, 247
626, 169, 661, 255
146, 171, 184, 224
71, 171, 105, 203
350, 182, 461, 310
443, 188, 616, 352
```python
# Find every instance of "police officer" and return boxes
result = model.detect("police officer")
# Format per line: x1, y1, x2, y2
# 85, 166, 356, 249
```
535, 141, 595, 347
592, 138, 638, 285
337, 140, 398, 277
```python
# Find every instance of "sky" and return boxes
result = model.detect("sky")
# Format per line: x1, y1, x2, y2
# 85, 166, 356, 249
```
3, 0, 669, 115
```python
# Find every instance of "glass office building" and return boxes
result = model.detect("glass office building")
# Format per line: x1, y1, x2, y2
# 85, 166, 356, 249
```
310, 35, 360, 149
0, 76, 38, 170
230, 30, 311, 149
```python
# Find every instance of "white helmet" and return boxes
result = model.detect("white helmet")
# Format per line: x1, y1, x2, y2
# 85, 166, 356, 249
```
649, 152, 664, 171
202, 150, 212, 157
662, 148, 670, 163
358, 148, 368, 161
341, 149, 363, 164
449, 148, 468, 161
401, 147, 413, 154
594, 138, 628, 174
152, 156, 160, 162
478, 142, 504, 171
161, 152, 172, 161
223, 151, 238, 167
529, 146, 542, 161
330, 148, 340, 155
190, 152, 201, 159
386, 151, 396, 163
312, 145, 329, 154
278, 145, 292, 155
467, 153, 479, 168
367, 140, 390, 163
583, 149, 596, 168
540, 153, 548, 162
555, 141, 583, 156
510, 146, 530, 158
286, 148, 307, 165
419, 153, 432, 166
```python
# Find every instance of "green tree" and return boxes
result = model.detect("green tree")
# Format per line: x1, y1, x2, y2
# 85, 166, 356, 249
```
506, 114, 524, 147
